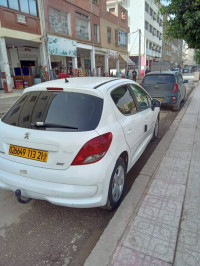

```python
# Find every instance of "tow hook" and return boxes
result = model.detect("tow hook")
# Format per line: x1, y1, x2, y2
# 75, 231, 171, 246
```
15, 189, 32, 204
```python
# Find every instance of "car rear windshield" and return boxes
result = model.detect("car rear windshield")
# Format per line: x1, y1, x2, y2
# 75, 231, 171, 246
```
2, 91, 103, 132
143, 74, 175, 84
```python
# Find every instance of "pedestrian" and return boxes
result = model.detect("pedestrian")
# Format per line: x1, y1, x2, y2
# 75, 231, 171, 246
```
58, 69, 70, 79
40, 66, 46, 82
145, 67, 150, 75
132, 68, 137, 82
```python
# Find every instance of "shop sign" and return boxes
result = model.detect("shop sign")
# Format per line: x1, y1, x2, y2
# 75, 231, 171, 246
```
106, 50, 119, 59
17, 14, 26, 24
48, 35, 77, 57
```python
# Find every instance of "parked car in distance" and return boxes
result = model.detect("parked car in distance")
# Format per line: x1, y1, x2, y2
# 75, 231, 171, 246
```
141, 71, 188, 111
182, 68, 189, 73
0, 77, 160, 210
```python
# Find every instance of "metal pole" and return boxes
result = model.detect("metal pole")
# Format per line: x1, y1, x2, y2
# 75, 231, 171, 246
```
138, 29, 141, 79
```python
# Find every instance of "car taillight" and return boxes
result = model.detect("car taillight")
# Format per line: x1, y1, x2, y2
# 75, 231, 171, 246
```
71, 132, 113, 165
171, 83, 179, 93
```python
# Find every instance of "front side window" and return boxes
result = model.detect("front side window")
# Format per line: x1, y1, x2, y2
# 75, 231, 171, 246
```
2, 91, 103, 132
129, 84, 151, 111
49, 7, 70, 35
76, 12, 90, 40
111, 86, 137, 115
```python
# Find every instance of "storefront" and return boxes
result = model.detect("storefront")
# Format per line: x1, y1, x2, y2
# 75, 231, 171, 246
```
0, 37, 42, 91
47, 35, 77, 79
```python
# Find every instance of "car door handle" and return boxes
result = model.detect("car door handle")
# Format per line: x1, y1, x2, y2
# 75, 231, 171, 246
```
127, 128, 134, 135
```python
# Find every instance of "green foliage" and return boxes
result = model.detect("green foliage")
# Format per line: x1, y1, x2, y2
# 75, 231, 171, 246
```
156, 0, 200, 49
194, 50, 200, 65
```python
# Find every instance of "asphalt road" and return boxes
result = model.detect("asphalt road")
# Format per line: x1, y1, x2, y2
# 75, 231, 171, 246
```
0, 76, 196, 266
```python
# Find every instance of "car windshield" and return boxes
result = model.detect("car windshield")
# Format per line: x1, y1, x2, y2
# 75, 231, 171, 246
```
143, 74, 175, 84
2, 91, 103, 132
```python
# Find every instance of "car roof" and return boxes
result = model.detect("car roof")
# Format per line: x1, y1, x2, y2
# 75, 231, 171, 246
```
23, 77, 136, 96
146, 71, 177, 75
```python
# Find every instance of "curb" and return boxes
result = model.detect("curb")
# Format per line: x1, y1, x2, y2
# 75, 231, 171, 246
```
84, 86, 196, 266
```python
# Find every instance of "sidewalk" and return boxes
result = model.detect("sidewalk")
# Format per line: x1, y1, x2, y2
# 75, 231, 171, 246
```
0, 89, 24, 99
85, 83, 200, 266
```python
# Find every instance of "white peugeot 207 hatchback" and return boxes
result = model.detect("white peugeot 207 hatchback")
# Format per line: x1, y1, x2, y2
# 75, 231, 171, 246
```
0, 77, 160, 210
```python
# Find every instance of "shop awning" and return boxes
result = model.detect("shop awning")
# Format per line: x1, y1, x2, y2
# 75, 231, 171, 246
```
120, 54, 135, 65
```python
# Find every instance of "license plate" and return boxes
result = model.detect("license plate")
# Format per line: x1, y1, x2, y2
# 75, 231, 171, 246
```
9, 144, 48, 162
154, 98, 163, 102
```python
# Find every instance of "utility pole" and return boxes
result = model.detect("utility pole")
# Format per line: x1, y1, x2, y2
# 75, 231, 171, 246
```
138, 29, 141, 79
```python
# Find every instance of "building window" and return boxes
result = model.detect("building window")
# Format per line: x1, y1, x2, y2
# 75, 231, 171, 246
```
118, 31, 127, 46
0, 0, 38, 16
149, 42, 152, 50
94, 24, 99, 43
49, 7, 70, 35
107, 27, 111, 43
109, 8, 116, 15
115, 30, 118, 45
145, 2, 149, 13
145, 21, 149, 31
76, 12, 90, 40
150, 8, 153, 17
146, 40, 148, 49
92, 0, 99, 4
121, 10, 126, 20
149, 24, 152, 33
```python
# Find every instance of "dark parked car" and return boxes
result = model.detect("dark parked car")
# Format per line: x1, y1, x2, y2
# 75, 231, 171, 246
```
141, 71, 188, 111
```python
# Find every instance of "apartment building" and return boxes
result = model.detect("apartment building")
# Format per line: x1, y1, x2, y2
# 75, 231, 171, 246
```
0, 0, 46, 92
107, 0, 163, 76
42, 0, 129, 78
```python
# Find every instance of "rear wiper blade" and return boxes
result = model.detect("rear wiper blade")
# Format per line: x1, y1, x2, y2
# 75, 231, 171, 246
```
31, 122, 78, 129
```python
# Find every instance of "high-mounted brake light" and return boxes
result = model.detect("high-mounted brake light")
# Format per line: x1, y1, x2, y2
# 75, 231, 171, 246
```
71, 132, 113, 165
46, 87, 63, 91
171, 83, 179, 93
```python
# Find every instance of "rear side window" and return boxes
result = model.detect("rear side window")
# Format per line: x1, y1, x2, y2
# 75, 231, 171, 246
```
2, 91, 103, 132
111, 85, 137, 115
143, 74, 175, 84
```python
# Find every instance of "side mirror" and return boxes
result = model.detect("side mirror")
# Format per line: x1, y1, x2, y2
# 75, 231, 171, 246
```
151, 98, 161, 110
183, 80, 189, 83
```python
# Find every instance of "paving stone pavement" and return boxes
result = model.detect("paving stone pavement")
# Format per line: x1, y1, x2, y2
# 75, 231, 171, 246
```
109, 85, 200, 266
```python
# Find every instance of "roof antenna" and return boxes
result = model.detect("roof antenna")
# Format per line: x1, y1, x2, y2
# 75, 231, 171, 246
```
65, 78, 69, 83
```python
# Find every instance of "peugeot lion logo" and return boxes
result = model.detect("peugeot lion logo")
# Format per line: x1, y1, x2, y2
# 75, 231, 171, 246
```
24, 132, 30, 139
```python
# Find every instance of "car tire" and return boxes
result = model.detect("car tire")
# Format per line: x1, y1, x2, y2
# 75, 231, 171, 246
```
173, 100, 181, 111
152, 116, 159, 141
103, 157, 126, 211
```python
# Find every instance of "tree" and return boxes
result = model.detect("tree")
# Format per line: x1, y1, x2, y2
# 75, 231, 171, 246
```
156, 0, 200, 49
194, 50, 200, 65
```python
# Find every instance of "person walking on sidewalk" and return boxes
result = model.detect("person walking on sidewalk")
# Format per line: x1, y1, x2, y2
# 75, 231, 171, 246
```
132, 68, 137, 82
58, 69, 70, 79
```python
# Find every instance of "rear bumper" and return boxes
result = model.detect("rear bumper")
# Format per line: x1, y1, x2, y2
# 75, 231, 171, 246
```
0, 169, 104, 208
0, 155, 115, 208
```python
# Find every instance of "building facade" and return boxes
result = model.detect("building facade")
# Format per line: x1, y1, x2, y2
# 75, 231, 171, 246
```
0, 0, 130, 92
42, 0, 129, 78
0, 0, 47, 92
107, 0, 163, 76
